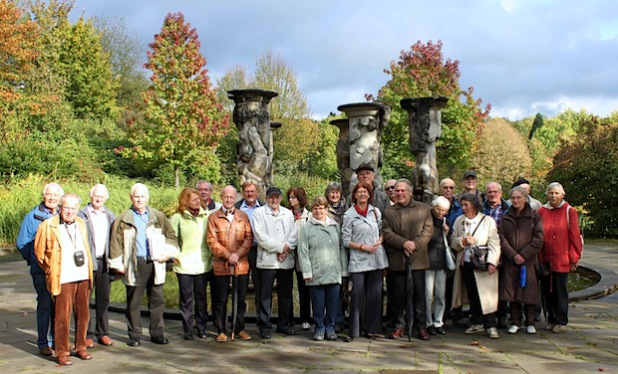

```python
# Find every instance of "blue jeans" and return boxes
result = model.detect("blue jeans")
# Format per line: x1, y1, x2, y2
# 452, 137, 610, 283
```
31, 265, 54, 348
309, 283, 340, 333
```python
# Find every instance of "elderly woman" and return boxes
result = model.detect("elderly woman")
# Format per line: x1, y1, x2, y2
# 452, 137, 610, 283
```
425, 196, 451, 336
170, 188, 212, 340
298, 196, 349, 341
287, 187, 312, 330
325, 182, 346, 226
499, 186, 544, 334
451, 193, 501, 339
342, 183, 388, 342
537, 182, 583, 333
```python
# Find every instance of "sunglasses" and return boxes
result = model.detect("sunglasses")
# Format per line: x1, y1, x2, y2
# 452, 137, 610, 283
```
385, 186, 396, 191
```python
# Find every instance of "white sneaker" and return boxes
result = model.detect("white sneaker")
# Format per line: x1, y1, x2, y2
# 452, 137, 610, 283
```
507, 325, 520, 334
487, 327, 499, 339
526, 325, 537, 334
465, 324, 484, 334
552, 324, 567, 333
302, 322, 311, 330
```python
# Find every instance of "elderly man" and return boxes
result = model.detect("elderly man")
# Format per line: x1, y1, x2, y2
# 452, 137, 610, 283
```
77, 184, 116, 348
252, 186, 298, 339
510, 178, 542, 210
109, 183, 178, 347
483, 182, 510, 228
17, 183, 64, 356
234, 179, 264, 312
207, 186, 254, 342
352, 163, 389, 213
383, 179, 433, 341
35, 194, 94, 366
385, 179, 398, 206
455, 170, 482, 201
196, 180, 222, 212
439, 178, 465, 325
483, 181, 511, 328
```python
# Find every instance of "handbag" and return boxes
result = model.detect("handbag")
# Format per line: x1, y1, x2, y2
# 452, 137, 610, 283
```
466, 216, 489, 270
442, 218, 456, 271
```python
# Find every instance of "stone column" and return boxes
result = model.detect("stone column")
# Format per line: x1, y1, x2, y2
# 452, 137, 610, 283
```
228, 89, 279, 193
268, 121, 282, 188
400, 96, 448, 205
329, 118, 351, 195
337, 102, 390, 195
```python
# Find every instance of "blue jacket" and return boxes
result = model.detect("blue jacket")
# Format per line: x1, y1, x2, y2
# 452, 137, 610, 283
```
445, 198, 463, 230
16, 203, 57, 271
483, 198, 511, 227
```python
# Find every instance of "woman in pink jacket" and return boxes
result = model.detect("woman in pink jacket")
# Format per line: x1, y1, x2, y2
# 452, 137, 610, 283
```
537, 182, 583, 333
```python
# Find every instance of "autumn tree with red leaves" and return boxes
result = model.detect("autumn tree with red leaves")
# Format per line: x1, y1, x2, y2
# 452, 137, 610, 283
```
124, 12, 229, 187
368, 40, 490, 177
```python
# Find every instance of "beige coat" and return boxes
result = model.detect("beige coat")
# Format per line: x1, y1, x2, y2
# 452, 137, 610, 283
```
450, 213, 501, 314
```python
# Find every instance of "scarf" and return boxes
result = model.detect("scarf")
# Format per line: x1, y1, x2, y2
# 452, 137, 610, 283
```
354, 204, 368, 217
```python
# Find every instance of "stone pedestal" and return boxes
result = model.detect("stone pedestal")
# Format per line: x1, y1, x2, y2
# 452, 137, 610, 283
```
228, 89, 279, 193
400, 96, 448, 205
337, 102, 390, 195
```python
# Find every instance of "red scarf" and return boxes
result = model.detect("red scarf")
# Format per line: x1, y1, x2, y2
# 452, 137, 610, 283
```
354, 204, 368, 217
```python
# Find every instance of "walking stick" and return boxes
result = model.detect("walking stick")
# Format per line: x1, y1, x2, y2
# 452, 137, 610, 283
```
231, 264, 238, 341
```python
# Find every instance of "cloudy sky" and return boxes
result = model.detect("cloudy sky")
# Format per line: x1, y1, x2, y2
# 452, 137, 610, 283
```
74, 0, 618, 120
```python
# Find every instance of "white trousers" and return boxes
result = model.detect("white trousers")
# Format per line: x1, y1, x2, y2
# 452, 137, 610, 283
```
425, 269, 447, 328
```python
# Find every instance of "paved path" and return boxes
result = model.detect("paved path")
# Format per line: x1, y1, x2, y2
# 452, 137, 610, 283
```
0, 244, 616, 373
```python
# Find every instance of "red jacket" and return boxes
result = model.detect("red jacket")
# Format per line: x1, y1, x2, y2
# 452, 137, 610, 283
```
538, 201, 583, 273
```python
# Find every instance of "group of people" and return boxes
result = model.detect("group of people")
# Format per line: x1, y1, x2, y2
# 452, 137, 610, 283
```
16, 165, 583, 365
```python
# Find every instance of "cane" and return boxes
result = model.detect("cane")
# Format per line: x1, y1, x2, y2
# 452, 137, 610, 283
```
230, 264, 238, 341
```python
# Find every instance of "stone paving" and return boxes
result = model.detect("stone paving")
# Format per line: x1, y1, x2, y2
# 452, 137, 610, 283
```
0, 243, 616, 373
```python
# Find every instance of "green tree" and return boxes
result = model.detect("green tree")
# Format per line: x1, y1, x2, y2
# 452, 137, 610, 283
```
57, 17, 119, 119
546, 123, 618, 237
368, 40, 490, 178
124, 12, 229, 187
301, 115, 339, 180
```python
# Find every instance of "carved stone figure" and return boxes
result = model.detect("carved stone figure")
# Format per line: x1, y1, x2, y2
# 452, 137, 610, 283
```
228, 89, 278, 193
400, 96, 448, 204
337, 102, 390, 195
330, 118, 351, 194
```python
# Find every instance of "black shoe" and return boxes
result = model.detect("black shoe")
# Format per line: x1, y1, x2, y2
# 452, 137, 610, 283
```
364, 333, 377, 340
436, 326, 446, 335
276, 327, 296, 336
427, 326, 437, 335
127, 339, 140, 347
326, 331, 337, 341
197, 330, 207, 339
260, 331, 272, 339
343, 335, 354, 342
151, 336, 169, 345
334, 323, 343, 333
497, 319, 509, 329
184, 332, 193, 340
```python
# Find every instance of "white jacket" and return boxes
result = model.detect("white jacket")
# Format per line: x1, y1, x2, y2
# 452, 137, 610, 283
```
253, 205, 297, 270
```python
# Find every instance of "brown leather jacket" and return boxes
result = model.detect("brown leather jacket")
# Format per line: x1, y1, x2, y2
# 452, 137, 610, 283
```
206, 208, 253, 276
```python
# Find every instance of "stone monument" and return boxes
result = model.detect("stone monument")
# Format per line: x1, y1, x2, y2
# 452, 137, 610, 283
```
400, 96, 448, 204
336, 102, 390, 195
228, 89, 278, 193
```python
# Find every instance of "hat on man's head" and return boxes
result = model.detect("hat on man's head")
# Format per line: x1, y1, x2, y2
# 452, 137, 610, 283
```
511, 178, 530, 188
463, 170, 477, 179
356, 163, 374, 173
266, 186, 282, 197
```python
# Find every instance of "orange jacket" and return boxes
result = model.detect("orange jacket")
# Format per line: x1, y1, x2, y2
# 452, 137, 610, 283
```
206, 208, 253, 276
34, 215, 94, 296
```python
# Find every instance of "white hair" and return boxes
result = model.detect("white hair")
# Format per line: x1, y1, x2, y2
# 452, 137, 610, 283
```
546, 182, 565, 195
90, 184, 109, 200
432, 196, 451, 210
130, 183, 150, 198
42, 183, 64, 197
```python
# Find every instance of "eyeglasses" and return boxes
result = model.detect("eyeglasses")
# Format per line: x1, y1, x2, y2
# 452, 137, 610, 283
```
442, 186, 455, 190
385, 186, 396, 191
